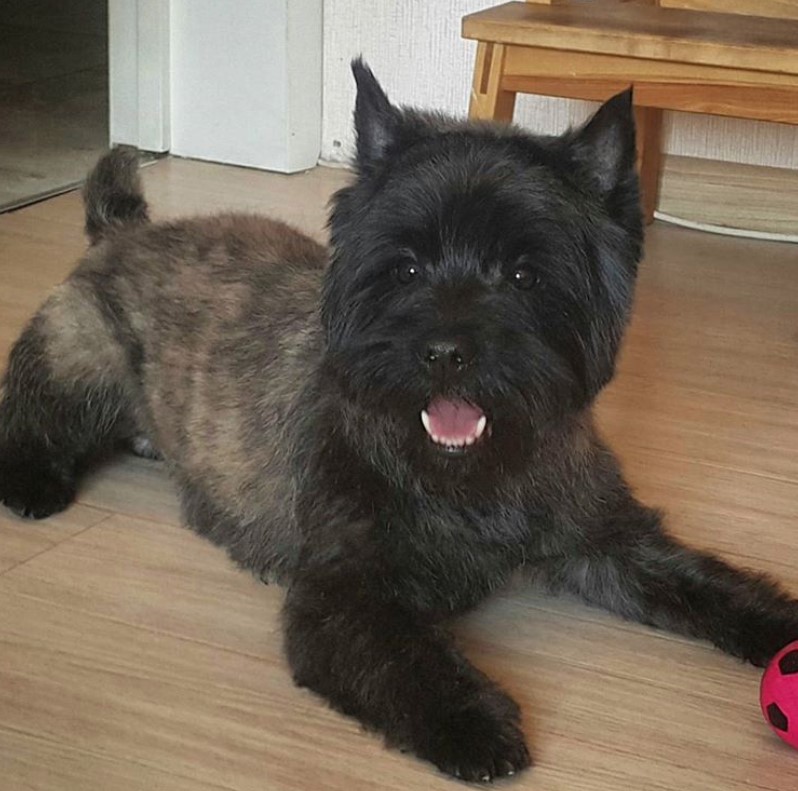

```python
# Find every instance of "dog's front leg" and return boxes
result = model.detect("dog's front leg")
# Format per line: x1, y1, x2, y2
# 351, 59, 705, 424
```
283, 563, 530, 782
542, 497, 798, 667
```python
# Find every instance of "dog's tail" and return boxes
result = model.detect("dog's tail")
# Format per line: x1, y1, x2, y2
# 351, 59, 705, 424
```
83, 147, 149, 245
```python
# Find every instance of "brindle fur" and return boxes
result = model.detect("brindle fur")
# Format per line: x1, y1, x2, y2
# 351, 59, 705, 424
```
2, 62, 798, 782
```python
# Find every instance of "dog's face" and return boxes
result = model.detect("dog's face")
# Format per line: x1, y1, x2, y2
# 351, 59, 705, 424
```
323, 61, 642, 481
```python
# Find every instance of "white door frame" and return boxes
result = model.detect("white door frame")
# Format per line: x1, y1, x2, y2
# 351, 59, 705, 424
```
107, 0, 322, 171
109, 0, 170, 152
168, 0, 322, 172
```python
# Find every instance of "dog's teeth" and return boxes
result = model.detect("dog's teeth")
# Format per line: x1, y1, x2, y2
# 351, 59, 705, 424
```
426, 416, 487, 449
421, 410, 431, 434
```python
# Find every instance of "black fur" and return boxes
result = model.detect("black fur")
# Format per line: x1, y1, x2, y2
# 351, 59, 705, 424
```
2, 60, 798, 782
0, 315, 130, 518
83, 145, 149, 244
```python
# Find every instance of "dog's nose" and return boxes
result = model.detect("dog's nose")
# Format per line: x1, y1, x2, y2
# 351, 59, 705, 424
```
423, 338, 476, 374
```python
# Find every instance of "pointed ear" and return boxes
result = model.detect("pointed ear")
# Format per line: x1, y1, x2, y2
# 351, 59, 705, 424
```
351, 57, 401, 170
570, 89, 637, 195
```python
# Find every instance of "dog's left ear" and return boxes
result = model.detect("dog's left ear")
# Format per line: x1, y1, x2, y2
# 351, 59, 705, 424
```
568, 91, 642, 403
351, 58, 401, 171
570, 89, 637, 197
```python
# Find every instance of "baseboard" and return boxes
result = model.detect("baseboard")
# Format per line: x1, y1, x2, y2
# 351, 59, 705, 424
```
659, 155, 798, 237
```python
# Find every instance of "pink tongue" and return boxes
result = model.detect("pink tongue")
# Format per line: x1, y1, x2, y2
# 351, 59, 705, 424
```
426, 398, 484, 441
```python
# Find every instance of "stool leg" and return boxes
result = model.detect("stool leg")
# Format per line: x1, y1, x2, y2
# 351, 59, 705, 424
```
634, 106, 664, 224
469, 42, 516, 122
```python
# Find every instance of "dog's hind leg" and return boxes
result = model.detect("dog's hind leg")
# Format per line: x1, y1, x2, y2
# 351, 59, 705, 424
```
0, 280, 136, 518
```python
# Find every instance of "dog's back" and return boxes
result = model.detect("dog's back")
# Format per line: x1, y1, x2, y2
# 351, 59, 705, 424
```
0, 149, 327, 579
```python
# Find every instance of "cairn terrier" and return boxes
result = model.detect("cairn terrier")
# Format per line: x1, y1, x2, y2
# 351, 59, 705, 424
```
2, 61, 797, 781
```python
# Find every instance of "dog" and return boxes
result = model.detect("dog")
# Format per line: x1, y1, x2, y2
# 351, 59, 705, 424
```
2, 60, 797, 782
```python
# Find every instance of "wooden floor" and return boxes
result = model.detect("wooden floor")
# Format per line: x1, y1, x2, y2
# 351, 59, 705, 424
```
1, 158, 797, 791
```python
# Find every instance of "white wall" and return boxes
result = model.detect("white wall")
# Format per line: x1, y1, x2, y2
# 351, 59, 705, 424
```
321, 0, 798, 170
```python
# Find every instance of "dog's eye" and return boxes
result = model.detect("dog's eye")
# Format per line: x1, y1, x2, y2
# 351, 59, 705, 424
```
510, 268, 539, 291
394, 262, 420, 285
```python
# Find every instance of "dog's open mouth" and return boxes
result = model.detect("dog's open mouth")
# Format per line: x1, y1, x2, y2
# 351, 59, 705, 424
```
420, 397, 487, 454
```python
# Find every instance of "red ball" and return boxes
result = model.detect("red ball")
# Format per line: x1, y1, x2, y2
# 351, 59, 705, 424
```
761, 641, 798, 750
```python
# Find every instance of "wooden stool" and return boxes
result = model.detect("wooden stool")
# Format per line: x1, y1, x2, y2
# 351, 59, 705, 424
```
463, 0, 798, 223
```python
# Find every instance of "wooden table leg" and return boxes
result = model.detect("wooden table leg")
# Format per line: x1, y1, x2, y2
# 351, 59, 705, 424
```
469, 42, 516, 121
635, 105, 664, 224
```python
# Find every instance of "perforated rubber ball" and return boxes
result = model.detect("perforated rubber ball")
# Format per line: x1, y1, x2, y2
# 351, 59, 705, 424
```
760, 641, 798, 750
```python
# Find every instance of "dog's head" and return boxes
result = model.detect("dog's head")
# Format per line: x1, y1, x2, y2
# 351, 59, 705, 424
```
322, 60, 642, 481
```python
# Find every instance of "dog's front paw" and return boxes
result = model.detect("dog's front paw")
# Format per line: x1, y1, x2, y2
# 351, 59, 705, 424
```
0, 456, 76, 519
727, 609, 798, 668
419, 695, 531, 782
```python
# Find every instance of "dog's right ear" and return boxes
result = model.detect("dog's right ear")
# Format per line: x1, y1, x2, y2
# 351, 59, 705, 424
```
351, 58, 401, 171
